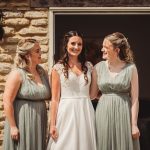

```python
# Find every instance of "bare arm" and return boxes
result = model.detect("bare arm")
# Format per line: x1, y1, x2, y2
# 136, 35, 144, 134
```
3, 70, 22, 140
49, 69, 60, 140
130, 66, 140, 139
90, 68, 99, 100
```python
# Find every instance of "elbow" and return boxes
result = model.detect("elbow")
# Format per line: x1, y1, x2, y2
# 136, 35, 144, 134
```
131, 98, 139, 104
3, 99, 13, 112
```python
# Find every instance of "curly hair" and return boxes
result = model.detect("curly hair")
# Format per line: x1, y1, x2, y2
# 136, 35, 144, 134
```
58, 31, 88, 84
104, 32, 134, 63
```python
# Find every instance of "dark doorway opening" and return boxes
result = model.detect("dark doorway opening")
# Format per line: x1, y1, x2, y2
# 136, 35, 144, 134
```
55, 14, 150, 150
55, 14, 150, 99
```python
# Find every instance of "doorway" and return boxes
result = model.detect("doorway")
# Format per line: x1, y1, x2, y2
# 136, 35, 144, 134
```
55, 14, 150, 99
49, 8, 150, 149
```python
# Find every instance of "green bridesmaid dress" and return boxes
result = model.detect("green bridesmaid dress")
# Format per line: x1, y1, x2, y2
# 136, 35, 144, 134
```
95, 61, 140, 150
3, 65, 51, 150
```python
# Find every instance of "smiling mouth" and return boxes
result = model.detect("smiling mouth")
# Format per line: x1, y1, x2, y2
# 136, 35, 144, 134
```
72, 48, 79, 52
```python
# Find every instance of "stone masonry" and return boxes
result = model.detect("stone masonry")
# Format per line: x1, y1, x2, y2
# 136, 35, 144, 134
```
0, 6, 49, 149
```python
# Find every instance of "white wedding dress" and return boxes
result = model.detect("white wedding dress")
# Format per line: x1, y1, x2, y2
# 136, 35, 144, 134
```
47, 62, 96, 150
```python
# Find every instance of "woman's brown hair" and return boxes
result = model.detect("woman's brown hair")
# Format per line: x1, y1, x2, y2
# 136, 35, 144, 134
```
58, 31, 88, 84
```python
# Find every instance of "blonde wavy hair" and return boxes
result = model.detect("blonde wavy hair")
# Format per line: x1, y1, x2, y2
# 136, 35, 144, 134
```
105, 32, 134, 63
14, 38, 38, 69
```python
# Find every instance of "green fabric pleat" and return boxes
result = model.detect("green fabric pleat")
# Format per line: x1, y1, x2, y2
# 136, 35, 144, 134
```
95, 61, 140, 150
3, 66, 51, 150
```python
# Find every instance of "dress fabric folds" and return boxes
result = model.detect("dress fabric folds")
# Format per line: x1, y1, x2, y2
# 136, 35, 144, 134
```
47, 62, 96, 150
3, 65, 51, 150
95, 61, 140, 150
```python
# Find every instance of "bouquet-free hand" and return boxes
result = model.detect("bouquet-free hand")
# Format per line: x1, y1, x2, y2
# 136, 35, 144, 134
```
10, 126, 19, 141
50, 126, 59, 141
132, 125, 140, 139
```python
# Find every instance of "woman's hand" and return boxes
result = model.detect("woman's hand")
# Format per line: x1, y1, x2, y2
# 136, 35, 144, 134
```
10, 126, 19, 141
50, 126, 59, 141
132, 125, 140, 139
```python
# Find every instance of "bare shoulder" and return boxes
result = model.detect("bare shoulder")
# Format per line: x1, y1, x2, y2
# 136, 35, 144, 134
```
51, 68, 59, 77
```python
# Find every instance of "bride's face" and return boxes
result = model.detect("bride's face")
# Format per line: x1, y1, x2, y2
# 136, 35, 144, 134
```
66, 36, 83, 57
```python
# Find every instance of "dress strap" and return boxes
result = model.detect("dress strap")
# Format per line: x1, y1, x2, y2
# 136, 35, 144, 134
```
12, 67, 26, 82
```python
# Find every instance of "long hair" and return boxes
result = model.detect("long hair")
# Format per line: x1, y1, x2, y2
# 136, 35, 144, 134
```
105, 32, 134, 63
58, 31, 88, 83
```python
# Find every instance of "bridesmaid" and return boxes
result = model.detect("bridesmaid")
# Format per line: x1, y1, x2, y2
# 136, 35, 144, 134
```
3, 38, 51, 150
90, 32, 140, 150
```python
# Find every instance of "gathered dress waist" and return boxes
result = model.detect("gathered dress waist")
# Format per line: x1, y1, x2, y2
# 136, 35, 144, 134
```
61, 96, 89, 99
102, 92, 129, 96
16, 98, 49, 102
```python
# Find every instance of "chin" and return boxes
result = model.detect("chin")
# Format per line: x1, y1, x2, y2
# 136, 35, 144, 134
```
70, 53, 80, 57
102, 55, 107, 60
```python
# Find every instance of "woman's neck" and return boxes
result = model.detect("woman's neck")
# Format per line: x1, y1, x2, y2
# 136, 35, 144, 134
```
69, 57, 79, 64
27, 64, 37, 73
68, 57, 81, 68
107, 57, 124, 67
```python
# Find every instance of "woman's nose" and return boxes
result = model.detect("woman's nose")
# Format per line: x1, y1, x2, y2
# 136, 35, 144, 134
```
75, 44, 78, 48
101, 48, 104, 52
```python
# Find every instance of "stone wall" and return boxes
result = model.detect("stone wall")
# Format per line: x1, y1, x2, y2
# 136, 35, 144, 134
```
0, 8, 49, 149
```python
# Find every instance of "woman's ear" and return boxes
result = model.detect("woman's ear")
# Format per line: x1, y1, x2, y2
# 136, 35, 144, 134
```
25, 53, 32, 64
25, 53, 32, 63
115, 48, 120, 56
25, 54, 29, 60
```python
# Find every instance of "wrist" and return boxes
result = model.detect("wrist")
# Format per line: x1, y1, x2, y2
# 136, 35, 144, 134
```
132, 124, 137, 127
50, 125, 56, 128
10, 125, 17, 128
10, 126, 18, 132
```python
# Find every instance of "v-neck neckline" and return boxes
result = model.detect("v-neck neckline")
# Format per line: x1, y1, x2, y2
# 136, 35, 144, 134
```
69, 68, 83, 77
23, 65, 44, 87
105, 61, 128, 78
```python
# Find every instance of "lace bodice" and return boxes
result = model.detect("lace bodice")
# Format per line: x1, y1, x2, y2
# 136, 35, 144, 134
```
53, 62, 93, 98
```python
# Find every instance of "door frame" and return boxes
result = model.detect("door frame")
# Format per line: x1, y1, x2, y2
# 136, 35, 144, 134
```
48, 7, 150, 69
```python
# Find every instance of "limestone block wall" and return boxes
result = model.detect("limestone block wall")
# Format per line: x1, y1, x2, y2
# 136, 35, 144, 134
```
0, 8, 49, 149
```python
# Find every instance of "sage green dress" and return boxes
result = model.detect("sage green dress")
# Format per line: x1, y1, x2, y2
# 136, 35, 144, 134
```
3, 65, 51, 150
95, 61, 140, 150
